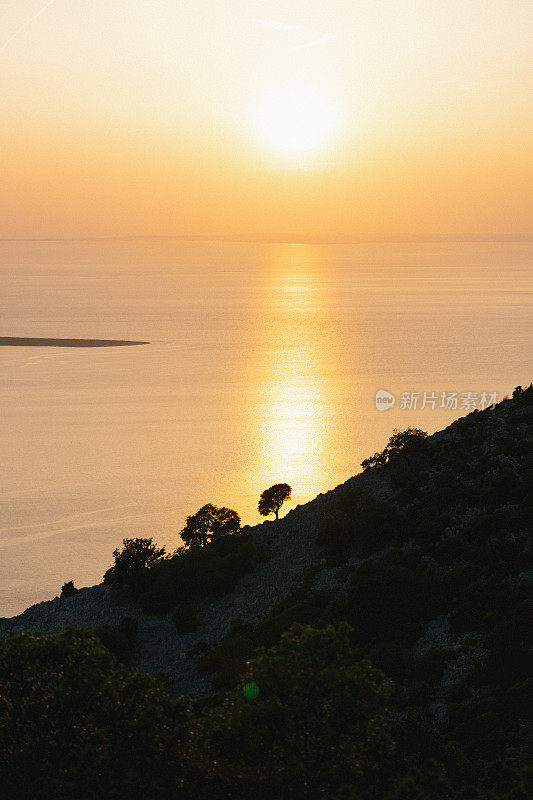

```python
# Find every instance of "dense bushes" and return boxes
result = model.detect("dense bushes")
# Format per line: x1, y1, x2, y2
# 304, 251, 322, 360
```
142, 531, 262, 613
195, 623, 395, 799
255, 590, 331, 647
0, 623, 427, 800
90, 616, 139, 662
105, 531, 262, 614
0, 628, 192, 800
478, 466, 526, 506
197, 618, 257, 689
194, 588, 333, 690
330, 549, 449, 644
1, 620, 528, 799
316, 486, 405, 563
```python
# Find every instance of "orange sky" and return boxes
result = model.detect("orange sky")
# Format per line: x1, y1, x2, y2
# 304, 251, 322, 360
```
1, 0, 531, 239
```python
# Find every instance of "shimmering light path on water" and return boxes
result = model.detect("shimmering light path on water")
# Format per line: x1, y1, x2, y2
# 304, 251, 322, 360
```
1, 239, 531, 614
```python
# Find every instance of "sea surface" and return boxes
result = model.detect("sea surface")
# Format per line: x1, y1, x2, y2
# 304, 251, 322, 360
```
1, 239, 531, 616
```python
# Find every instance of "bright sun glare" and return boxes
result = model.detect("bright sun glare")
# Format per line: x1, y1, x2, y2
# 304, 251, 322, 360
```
253, 86, 338, 159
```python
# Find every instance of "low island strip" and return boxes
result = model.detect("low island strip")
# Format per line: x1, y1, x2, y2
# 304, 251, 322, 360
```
0, 337, 149, 347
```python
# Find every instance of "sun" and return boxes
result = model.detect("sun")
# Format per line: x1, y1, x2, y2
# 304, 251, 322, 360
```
252, 85, 338, 159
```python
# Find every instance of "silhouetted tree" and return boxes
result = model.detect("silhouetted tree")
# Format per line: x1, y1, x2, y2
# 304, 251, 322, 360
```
180, 504, 241, 548
511, 383, 533, 405
361, 427, 428, 470
60, 580, 78, 598
360, 450, 388, 470
258, 483, 292, 519
103, 538, 167, 595
386, 427, 428, 460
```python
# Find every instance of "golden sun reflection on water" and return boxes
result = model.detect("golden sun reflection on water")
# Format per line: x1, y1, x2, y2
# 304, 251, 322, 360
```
249, 244, 341, 508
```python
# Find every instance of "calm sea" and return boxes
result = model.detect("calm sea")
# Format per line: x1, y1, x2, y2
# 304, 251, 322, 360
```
1, 239, 531, 615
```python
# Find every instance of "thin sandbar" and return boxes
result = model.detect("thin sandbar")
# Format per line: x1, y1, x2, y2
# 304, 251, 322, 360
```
0, 337, 149, 348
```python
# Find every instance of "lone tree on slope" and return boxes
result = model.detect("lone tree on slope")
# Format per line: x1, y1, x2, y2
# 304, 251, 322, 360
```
180, 503, 241, 548
258, 483, 292, 520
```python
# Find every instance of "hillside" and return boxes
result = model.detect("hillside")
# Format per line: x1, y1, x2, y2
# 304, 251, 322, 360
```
0, 450, 392, 698
1, 385, 531, 799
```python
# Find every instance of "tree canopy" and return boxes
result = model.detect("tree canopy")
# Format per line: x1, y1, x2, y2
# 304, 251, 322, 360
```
60, 580, 78, 598
198, 622, 393, 797
180, 503, 241, 548
361, 427, 428, 470
258, 483, 292, 519
0, 628, 191, 800
103, 537, 167, 594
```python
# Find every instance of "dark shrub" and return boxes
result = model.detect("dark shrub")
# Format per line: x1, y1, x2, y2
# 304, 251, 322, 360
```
186, 640, 211, 660
463, 508, 513, 544
60, 580, 78, 598
479, 467, 525, 506
512, 383, 533, 406
316, 486, 405, 564
171, 602, 199, 635
196, 592, 332, 693
104, 537, 167, 598
255, 600, 323, 648
411, 647, 449, 683
334, 550, 448, 643
91, 617, 138, 663
354, 637, 415, 683
409, 502, 451, 543
197, 619, 256, 689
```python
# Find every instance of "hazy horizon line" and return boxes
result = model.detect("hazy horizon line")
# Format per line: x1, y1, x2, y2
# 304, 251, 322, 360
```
1, 233, 531, 245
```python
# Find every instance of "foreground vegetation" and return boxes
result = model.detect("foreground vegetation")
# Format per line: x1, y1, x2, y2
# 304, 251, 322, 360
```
104, 527, 262, 615
1, 386, 531, 798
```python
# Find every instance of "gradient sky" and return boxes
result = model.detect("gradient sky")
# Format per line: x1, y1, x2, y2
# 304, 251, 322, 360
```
1, 0, 531, 239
